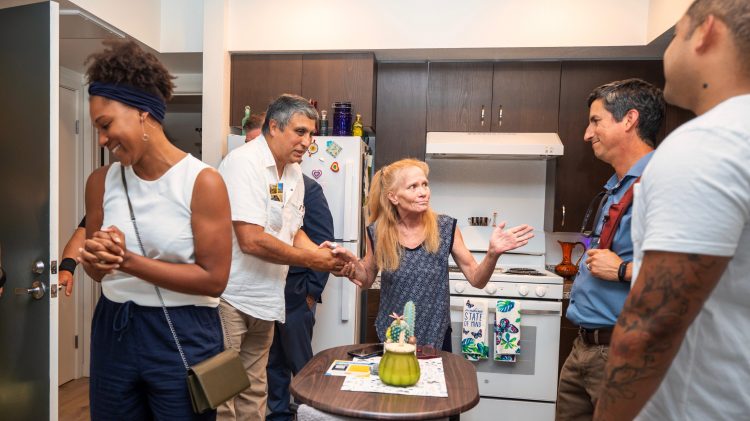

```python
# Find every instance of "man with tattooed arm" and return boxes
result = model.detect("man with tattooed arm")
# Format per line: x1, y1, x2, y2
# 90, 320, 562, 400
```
595, 0, 750, 420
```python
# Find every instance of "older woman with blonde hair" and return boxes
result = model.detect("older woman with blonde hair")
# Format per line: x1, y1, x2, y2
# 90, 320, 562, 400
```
338, 158, 534, 350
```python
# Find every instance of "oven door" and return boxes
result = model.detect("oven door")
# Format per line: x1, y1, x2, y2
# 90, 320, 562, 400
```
450, 296, 561, 402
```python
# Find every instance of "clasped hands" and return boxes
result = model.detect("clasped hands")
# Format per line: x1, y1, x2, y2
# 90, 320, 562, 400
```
78, 225, 128, 276
318, 241, 365, 284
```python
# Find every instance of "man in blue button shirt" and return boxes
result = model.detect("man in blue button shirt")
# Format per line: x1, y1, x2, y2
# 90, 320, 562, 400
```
556, 79, 665, 421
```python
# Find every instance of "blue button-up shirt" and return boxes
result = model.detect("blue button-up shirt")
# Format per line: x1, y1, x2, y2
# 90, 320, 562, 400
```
566, 152, 653, 328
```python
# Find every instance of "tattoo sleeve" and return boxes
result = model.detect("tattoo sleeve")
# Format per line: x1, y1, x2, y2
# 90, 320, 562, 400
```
593, 251, 730, 421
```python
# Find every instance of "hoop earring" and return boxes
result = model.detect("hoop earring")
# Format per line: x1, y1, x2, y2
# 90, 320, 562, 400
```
140, 117, 149, 142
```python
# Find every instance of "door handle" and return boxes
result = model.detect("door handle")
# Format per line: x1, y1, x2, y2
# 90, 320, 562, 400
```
480, 105, 485, 127
15, 280, 46, 300
498, 105, 503, 128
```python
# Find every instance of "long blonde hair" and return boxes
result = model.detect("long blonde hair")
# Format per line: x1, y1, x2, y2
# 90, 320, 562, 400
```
368, 159, 440, 272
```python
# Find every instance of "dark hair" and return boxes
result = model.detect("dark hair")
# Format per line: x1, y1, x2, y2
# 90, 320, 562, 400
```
587, 78, 665, 147
262, 94, 318, 137
243, 112, 266, 131
85, 40, 175, 102
685, 0, 750, 75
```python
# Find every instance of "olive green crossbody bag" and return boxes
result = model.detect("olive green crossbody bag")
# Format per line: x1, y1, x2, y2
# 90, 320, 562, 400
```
121, 166, 250, 414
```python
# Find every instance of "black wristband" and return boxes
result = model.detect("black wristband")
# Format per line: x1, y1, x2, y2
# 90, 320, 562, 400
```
618, 261, 630, 283
59, 258, 77, 275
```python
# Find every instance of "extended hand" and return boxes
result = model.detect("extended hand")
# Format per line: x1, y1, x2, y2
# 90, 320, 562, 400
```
59, 270, 75, 296
489, 222, 535, 256
585, 248, 621, 281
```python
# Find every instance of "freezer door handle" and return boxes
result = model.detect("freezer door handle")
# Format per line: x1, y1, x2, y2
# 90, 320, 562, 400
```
340, 279, 349, 321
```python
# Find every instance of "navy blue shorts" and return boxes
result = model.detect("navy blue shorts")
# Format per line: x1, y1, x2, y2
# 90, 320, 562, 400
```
90, 295, 223, 421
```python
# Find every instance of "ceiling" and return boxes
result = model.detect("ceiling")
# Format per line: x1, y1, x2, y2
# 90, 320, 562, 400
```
57, 0, 672, 77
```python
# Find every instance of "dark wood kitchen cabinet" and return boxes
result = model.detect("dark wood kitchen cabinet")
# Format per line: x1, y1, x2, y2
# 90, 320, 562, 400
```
427, 62, 561, 133
553, 60, 665, 232
427, 62, 493, 132
230, 54, 303, 127
301, 53, 376, 128
491, 62, 561, 133
230, 53, 376, 128
374, 62, 429, 169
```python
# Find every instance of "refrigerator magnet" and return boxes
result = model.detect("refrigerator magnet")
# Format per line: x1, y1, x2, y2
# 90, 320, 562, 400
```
312, 169, 323, 180
308, 140, 319, 156
326, 140, 342, 158
330, 162, 340, 172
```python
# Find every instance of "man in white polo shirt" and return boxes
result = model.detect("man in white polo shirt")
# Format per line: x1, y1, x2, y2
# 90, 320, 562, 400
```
217, 94, 344, 420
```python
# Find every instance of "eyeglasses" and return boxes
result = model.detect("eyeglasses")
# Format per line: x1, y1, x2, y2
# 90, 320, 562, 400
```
580, 190, 611, 238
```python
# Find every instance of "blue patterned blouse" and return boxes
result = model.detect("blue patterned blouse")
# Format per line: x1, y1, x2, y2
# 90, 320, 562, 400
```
369, 214, 457, 346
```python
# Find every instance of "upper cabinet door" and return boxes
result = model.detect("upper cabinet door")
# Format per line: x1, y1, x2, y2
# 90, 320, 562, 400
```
491, 62, 561, 133
301, 53, 376, 128
230, 54, 303, 126
427, 62, 493, 132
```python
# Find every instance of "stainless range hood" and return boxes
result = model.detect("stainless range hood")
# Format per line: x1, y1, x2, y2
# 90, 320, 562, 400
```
426, 132, 564, 160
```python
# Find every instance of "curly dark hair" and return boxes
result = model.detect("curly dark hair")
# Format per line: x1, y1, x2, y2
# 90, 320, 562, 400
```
85, 40, 175, 102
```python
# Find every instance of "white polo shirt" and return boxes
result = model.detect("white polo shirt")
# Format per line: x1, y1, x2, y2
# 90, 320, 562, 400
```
218, 135, 305, 322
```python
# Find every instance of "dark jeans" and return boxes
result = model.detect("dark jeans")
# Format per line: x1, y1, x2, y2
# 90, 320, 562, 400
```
90, 295, 223, 421
266, 303, 316, 421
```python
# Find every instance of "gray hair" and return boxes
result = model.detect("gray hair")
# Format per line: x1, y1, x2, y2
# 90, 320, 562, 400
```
587, 78, 665, 147
262, 94, 318, 136
685, 0, 750, 75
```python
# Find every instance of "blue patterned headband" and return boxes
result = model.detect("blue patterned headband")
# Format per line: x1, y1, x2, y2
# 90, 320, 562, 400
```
88, 82, 166, 123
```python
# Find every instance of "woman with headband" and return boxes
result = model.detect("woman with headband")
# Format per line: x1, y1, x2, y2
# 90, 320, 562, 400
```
78, 40, 232, 420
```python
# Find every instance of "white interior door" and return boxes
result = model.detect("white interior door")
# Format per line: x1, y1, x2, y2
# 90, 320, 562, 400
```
58, 84, 81, 385
0, 2, 59, 419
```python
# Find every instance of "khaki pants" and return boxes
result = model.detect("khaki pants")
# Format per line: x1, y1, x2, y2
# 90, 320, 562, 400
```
217, 299, 275, 421
556, 336, 609, 421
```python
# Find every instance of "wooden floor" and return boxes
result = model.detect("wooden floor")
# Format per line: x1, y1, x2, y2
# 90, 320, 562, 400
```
59, 378, 90, 421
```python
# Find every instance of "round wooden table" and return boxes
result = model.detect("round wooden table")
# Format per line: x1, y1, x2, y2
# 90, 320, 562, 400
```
290, 344, 480, 420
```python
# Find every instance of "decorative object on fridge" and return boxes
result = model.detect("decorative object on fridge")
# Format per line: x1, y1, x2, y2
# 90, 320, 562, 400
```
319, 110, 329, 136
554, 241, 586, 281
494, 299, 521, 362
240, 105, 251, 136
332, 101, 352, 136
330, 162, 340, 173
311, 169, 323, 180
325, 139, 343, 158
352, 113, 364, 137
307, 139, 319, 156
461, 299, 489, 361
380, 307, 421, 387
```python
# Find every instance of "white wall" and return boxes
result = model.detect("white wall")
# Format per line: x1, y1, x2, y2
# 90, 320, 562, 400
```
201, 0, 231, 167
647, 0, 692, 41
227, 0, 651, 52
68, 0, 161, 50
160, 0, 203, 52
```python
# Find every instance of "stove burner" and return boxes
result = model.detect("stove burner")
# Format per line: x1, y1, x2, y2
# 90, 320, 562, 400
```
504, 267, 545, 276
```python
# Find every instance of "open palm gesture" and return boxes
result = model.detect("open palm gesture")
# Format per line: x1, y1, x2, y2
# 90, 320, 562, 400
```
489, 222, 535, 256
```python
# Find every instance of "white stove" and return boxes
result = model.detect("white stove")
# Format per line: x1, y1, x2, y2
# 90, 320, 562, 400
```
427, 156, 562, 421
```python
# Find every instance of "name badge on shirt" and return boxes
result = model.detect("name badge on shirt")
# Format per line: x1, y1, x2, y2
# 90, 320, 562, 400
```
269, 182, 284, 202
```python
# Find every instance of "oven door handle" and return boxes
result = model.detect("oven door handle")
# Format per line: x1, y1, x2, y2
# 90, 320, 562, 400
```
450, 305, 560, 316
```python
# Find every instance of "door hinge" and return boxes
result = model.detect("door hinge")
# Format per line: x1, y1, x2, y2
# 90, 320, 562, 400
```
75, 335, 79, 349
75, 119, 80, 134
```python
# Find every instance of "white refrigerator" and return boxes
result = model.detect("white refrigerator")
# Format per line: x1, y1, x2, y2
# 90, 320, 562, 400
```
299, 136, 370, 353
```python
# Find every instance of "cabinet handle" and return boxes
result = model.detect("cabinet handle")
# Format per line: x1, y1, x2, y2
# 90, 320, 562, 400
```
480, 105, 485, 127
498, 105, 503, 128
561, 205, 566, 228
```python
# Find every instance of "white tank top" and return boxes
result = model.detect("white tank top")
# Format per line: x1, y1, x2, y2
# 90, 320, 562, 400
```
100, 155, 219, 307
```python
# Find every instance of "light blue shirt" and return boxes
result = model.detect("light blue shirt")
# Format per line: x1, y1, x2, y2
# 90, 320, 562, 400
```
566, 152, 653, 328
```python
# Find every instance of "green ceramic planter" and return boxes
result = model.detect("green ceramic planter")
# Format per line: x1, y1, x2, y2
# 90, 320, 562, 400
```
379, 343, 420, 387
